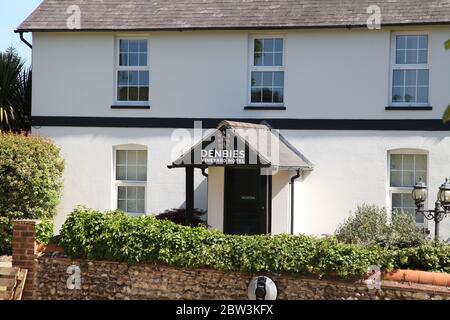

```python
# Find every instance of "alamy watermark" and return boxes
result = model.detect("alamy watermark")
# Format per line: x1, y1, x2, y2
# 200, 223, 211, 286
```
66, 5, 81, 30
367, 5, 382, 30
66, 265, 81, 290
365, 265, 381, 290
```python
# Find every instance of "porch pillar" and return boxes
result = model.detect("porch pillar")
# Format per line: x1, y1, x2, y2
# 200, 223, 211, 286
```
185, 166, 194, 226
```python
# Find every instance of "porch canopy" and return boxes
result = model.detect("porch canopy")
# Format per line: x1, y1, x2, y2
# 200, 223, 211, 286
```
168, 120, 313, 225
169, 120, 313, 170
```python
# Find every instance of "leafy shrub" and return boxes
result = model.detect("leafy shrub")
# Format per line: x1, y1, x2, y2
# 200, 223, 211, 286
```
155, 208, 207, 227
335, 204, 425, 248
59, 207, 450, 277
35, 219, 54, 245
0, 133, 64, 253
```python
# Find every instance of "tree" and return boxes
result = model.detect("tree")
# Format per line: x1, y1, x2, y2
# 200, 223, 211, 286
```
443, 40, 450, 123
0, 47, 32, 132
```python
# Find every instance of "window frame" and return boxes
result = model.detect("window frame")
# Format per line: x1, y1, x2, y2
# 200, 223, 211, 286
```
389, 31, 431, 107
387, 149, 429, 228
114, 36, 150, 106
248, 35, 285, 107
113, 145, 148, 216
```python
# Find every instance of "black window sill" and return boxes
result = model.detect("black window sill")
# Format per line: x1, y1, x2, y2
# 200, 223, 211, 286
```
111, 105, 150, 109
244, 106, 286, 110
385, 106, 432, 111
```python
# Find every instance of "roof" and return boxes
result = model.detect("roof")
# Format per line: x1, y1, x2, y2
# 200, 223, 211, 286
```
17, 0, 450, 32
170, 120, 313, 170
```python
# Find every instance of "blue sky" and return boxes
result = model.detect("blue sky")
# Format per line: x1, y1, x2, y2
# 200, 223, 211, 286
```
0, 0, 43, 65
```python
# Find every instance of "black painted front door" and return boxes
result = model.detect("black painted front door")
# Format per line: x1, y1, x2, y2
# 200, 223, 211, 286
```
224, 168, 270, 235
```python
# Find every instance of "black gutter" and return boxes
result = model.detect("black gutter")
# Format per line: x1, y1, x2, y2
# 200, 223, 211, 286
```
13, 21, 450, 34
290, 170, 301, 235
19, 31, 32, 49
201, 168, 208, 178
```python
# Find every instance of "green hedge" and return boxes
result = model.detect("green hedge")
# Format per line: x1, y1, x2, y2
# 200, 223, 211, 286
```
0, 133, 64, 253
35, 219, 54, 245
59, 207, 450, 277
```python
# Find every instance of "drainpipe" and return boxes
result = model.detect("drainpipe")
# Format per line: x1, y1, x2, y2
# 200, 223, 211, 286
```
290, 169, 301, 235
18, 31, 32, 49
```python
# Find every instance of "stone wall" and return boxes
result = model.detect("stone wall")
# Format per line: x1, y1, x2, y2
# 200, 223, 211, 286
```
35, 256, 450, 300
12, 220, 450, 300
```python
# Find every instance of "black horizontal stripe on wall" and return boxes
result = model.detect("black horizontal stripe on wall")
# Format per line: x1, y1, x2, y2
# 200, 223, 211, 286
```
31, 116, 450, 131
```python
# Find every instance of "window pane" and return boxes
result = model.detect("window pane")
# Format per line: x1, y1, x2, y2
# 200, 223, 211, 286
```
127, 187, 137, 199
139, 87, 149, 101
262, 53, 274, 66
393, 70, 404, 86
120, 40, 129, 53
137, 187, 145, 199
128, 151, 137, 164
406, 50, 417, 64
392, 193, 402, 207
129, 40, 139, 52
417, 87, 428, 103
251, 72, 262, 87
396, 50, 406, 64
274, 52, 283, 66
254, 39, 263, 53
129, 71, 139, 86
126, 166, 137, 180
118, 200, 127, 211
396, 36, 406, 50
116, 166, 126, 180
139, 71, 149, 86
128, 87, 139, 101
118, 71, 129, 86
405, 70, 416, 86
117, 87, 128, 101
137, 166, 147, 181
139, 40, 148, 52
404, 87, 416, 102
262, 88, 272, 103
402, 171, 415, 187
418, 50, 428, 64
251, 88, 262, 103
274, 72, 284, 86
418, 35, 428, 49
116, 150, 127, 165
262, 72, 273, 86
139, 53, 147, 66
273, 88, 284, 103
137, 151, 147, 165
118, 186, 126, 199
263, 39, 274, 51
119, 54, 128, 66
127, 200, 138, 213
390, 154, 402, 170
274, 39, 283, 51
137, 200, 145, 213
403, 155, 414, 170
129, 53, 139, 66
417, 70, 429, 86
390, 171, 402, 187
415, 155, 427, 171
406, 36, 418, 49
392, 87, 404, 102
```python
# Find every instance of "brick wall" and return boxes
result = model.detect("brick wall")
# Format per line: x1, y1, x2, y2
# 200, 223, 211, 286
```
11, 220, 38, 300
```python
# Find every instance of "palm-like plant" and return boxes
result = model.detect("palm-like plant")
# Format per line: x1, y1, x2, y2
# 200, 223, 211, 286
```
443, 40, 450, 123
0, 47, 30, 132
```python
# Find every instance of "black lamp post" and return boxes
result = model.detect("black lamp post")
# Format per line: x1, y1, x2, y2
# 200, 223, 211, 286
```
412, 178, 450, 240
